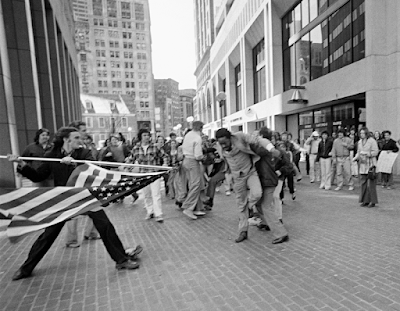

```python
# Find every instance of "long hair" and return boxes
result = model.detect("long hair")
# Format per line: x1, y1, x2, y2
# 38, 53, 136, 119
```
52, 127, 79, 150
33, 128, 50, 144
359, 126, 370, 138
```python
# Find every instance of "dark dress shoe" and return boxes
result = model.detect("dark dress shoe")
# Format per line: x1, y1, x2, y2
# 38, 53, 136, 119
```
360, 203, 369, 207
257, 224, 270, 231
235, 231, 248, 243
272, 235, 289, 244
116, 259, 139, 270
12, 269, 31, 281
175, 201, 183, 208
368, 203, 376, 208
203, 199, 213, 208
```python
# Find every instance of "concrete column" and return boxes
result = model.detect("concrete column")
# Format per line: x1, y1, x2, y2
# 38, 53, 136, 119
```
25, 0, 43, 128
224, 59, 235, 116
268, 2, 284, 97
46, 9, 65, 128
0, 1, 20, 187
241, 36, 255, 108
57, 34, 70, 125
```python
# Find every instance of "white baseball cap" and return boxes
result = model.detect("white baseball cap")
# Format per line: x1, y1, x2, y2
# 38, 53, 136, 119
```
312, 131, 319, 137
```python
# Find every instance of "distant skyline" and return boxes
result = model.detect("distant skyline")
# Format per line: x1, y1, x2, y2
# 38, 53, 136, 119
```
149, 0, 197, 90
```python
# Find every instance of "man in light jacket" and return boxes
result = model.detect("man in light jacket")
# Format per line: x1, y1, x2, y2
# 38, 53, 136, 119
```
215, 128, 278, 243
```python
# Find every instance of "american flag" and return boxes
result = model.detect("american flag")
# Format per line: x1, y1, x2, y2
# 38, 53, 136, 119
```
0, 163, 166, 242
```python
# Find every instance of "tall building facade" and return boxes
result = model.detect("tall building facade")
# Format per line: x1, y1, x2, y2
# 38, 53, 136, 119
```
73, 0, 155, 135
179, 89, 196, 130
193, 0, 215, 124
194, 0, 400, 171
0, 0, 81, 187
154, 79, 180, 137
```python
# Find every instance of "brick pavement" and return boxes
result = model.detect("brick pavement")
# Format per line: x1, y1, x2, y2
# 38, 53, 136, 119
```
1, 175, 400, 311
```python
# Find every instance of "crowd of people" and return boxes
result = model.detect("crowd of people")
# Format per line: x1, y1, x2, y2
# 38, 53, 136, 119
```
7, 120, 399, 281
303, 127, 399, 207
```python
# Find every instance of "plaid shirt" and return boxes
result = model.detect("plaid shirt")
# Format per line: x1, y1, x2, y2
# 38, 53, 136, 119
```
128, 143, 167, 172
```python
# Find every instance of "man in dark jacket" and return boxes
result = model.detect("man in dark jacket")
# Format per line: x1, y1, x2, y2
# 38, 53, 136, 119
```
317, 131, 333, 190
8, 127, 141, 281
251, 127, 289, 244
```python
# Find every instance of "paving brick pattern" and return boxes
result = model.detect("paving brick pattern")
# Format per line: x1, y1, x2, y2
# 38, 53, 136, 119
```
1, 175, 400, 311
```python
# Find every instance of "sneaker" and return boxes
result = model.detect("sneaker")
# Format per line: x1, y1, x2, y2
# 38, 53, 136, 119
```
116, 260, 139, 270
215, 187, 220, 193
248, 216, 262, 226
145, 212, 154, 220
125, 245, 143, 260
319, 185, 324, 189
335, 187, 341, 191
292, 193, 296, 200
66, 242, 80, 248
183, 209, 197, 220
193, 211, 206, 216
348, 186, 354, 191
225, 190, 231, 196
387, 186, 392, 190
155, 215, 164, 223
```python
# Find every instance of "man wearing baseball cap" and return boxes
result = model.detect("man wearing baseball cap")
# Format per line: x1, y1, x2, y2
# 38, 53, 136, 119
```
305, 131, 321, 183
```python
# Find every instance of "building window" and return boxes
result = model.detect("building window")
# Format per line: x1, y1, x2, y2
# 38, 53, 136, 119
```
135, 3, 145, 20
107, 0, 117, 17
282, 0, 365, 91
136, 23, 145, 30
80, 54, 87, 61
234, 64, 242, 112
253, 39, 266, 104
121, 117, 128, 128
85, 101, 93, 110
121, 2, 131, 19
92, 0, 103, 16
86, 117, 93, 128
98, 117, 105, 128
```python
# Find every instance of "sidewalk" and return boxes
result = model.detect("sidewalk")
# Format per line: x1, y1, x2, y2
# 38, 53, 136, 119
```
1, 177, 400, 311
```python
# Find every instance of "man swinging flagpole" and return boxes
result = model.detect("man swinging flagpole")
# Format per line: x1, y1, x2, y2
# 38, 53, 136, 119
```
4, 126, 168, 281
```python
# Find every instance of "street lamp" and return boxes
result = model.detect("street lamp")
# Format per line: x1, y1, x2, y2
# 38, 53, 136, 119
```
216, 92, 226, 128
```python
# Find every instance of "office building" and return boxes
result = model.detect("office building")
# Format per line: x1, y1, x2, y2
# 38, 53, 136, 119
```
179, 89, 196, 130
154, 79, 180, 137
73, 0, 155, 135
195, 0, 400, 171
1, 0, 81, 187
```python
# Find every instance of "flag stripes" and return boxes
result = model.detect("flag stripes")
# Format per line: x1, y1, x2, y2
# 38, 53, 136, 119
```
1, 163, 167, 242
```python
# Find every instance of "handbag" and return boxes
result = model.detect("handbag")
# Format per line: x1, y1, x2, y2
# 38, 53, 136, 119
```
368, 158, 376, 180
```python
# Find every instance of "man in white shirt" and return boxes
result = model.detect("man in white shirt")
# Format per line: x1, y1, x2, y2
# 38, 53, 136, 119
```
181, 121, 206, 220
305, 131, 321, 183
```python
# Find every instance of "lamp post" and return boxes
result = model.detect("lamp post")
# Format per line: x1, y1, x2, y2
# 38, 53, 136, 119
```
216, 92, 227, 128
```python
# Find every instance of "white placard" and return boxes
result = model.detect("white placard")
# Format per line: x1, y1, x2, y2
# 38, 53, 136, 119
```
376, 152, 398, 173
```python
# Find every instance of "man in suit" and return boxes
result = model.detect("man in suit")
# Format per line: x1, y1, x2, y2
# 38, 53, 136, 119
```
215, 128, 278, 243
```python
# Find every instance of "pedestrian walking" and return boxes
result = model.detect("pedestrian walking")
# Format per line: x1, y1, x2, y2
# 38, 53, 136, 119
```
180, 121, 207, 219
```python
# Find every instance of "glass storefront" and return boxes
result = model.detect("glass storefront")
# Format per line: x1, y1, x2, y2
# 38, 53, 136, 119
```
297, 101, 365, 143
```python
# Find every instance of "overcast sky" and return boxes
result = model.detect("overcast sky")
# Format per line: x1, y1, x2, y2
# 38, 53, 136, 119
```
149, 0, 197, 90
